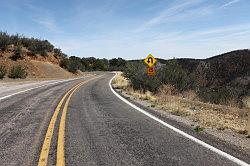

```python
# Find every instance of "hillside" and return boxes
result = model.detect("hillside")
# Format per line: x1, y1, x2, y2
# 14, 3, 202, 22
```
174, 50, 250, 98
0, 32, 129, 78
0, 50, 73, 79
0, 32, 79, 79
133, 50, 250, 81
164, 50, 250, 96
125, 50, 250, 108
160, 50, 250, 83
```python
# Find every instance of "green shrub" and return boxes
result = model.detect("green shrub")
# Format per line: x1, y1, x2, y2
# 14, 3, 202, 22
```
123, 60, 191, 93
59, 58, 69, 69
0, 32, 11, 50
10, 45, 24, 61
124, 61, 162, 93
194, 126, 204, 132
0, 32, 55, 56
159, 60, 190, 92
0, 65, 7, 79
60, 56, 110, 73
67, 60, 79, 73
109, 58, 126, 71
54, 48, 62, 55
197, 87, 234, 104
8, 65, 27, 79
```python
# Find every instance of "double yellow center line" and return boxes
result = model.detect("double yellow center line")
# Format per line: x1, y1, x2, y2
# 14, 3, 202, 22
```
38, 76, 101, 166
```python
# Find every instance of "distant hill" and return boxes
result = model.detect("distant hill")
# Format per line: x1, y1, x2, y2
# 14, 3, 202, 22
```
166, 50, 249, 86
196, 50, 250, 87
128, 50, 250, 106
161, 50, 250, 104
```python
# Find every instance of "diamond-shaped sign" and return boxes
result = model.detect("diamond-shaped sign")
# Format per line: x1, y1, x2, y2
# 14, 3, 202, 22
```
144, 54, 157, 67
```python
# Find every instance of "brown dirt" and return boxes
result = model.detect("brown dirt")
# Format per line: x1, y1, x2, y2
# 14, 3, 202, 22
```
0, 50, 74, 79
0, 59, 73, 79
30, 60, 73, 79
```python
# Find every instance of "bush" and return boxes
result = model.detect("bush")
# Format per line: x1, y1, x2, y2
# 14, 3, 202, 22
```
197, 86, 234, 104
159, 60, 190, 92
0, 32, 11, 50
67, 60, 80, 73
81, 57, 109, 71
0, 65, 7, 79
0, 32, 55, 57
109, 58, 126, 71
59, 58, 69, 69
124, 61, 162, 93
123, 60, 191, 93
8, 65, 27, 79
10, 45, 24, 61
54, 48, 62, 55
123, 60, 196, 94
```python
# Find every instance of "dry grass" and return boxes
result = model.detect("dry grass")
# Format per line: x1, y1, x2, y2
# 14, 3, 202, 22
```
156, 88, 249, 134
112, 72, 156, 101
112, 72, 129, 90
112, 72, 250, 135
128, 90, 156, 101
248, 112, 250, 136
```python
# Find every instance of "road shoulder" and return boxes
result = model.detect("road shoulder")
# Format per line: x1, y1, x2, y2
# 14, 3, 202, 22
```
111, 84, 250, 164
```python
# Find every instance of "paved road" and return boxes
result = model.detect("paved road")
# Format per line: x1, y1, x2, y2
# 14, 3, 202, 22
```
0, 73, 249, 166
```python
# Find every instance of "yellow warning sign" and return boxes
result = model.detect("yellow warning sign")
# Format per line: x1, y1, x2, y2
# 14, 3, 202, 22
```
147, 67, 156, 76
144, 54, 157, 67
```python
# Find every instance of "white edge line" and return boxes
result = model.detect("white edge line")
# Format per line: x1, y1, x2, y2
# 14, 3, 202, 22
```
109, 72, 249, 166
0, 76, 90, 101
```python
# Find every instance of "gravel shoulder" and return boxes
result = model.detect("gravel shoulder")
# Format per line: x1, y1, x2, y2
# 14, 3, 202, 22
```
115, 88, 250, 157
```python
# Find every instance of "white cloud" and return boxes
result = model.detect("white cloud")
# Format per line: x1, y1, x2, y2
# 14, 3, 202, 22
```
175, 23, 250, 40
25, 2, 61, 33
140, 23, 250, 59
137, 0, 204, 31
34, 18, 59, 32
221, 0, 241, 8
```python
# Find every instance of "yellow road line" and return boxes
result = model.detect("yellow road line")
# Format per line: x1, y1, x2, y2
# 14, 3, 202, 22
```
57, 76, 102, 166
37, 82, 84, 166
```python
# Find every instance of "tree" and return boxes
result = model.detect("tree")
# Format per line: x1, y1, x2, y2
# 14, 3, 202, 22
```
8, 65, 27, 79
10, 45, 24, 61
124, 61, 161, 93
159, 60, 190, 92
109, 58, 126, 71
0, 65, 7, 79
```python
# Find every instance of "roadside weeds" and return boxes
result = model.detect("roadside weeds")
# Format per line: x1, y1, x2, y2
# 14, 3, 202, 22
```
112, 72, 250, 140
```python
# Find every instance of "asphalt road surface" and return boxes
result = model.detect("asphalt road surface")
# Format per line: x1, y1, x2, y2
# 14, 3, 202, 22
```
0, 73, 249, 166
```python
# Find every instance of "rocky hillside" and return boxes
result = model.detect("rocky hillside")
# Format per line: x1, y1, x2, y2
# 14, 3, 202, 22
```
173, 50, 250, 92
164, 50, 250, 106
0, 32, 74, 79
196, 50, 249, 87
126, 50, 249, 107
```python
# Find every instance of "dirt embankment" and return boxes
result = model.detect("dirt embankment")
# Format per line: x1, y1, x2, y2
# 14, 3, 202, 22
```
0, 49, 75, 79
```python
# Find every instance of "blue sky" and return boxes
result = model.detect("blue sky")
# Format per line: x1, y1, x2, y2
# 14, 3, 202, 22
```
0, 0, 250, 59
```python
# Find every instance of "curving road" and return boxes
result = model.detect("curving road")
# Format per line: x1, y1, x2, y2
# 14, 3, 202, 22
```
0, 73, 249, 166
